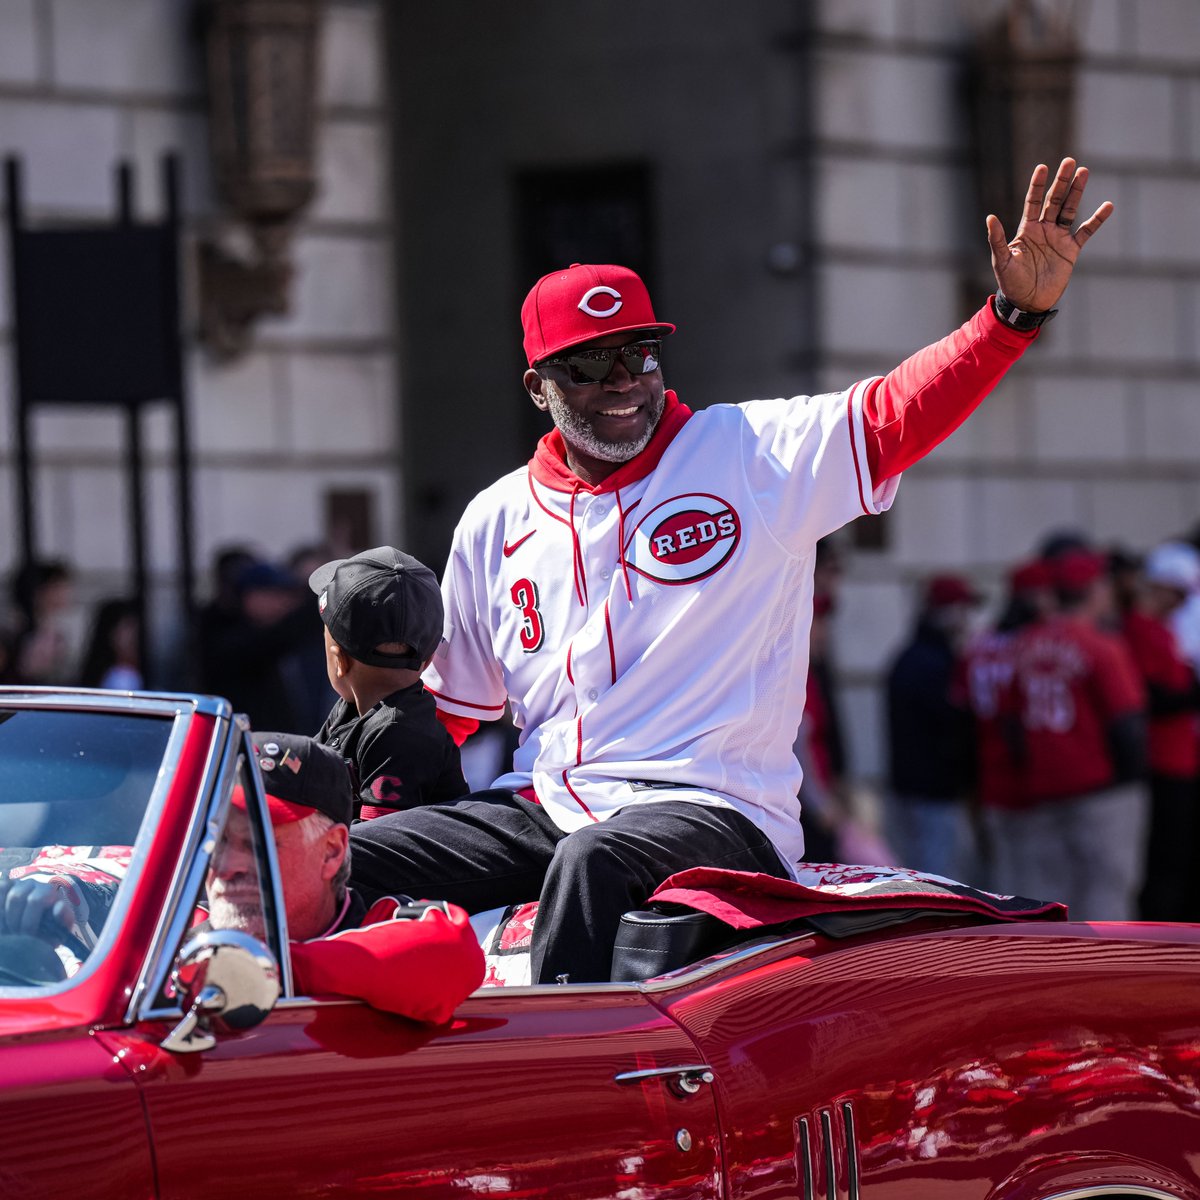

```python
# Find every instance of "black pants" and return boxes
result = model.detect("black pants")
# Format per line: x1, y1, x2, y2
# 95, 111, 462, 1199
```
348, 790, 789, 984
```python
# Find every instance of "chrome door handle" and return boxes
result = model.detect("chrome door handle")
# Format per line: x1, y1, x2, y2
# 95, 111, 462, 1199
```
615, 1064, 715, 1096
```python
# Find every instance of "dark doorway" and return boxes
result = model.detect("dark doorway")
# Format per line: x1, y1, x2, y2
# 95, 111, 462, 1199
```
514, 163, 655, 448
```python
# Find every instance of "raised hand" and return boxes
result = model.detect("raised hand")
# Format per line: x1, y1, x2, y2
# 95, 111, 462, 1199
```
986, 157, 1113, 313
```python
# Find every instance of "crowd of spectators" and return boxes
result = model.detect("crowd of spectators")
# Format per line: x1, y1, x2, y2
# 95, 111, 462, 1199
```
865, 529, 1200, 921
0, 545, 336, 733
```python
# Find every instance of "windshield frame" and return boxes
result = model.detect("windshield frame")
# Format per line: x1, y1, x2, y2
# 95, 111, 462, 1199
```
0, 690, 197, 1001
132, 718, 293, 1022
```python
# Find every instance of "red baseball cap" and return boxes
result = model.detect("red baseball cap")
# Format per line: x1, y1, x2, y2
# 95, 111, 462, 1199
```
1052, 550, 1107, 591
1009, 559, 1054, 593
521, 263, 676, 365
924, 574, 983, 608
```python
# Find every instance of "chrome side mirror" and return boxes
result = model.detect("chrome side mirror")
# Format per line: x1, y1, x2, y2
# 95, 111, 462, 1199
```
160, 929, 280, 1054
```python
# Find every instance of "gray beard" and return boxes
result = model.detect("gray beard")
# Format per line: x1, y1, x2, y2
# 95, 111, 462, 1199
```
207, 896, 266, 942
545, 389, 665, 464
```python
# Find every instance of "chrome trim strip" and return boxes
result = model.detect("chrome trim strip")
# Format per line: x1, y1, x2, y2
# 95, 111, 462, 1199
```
794, 1116, 813, 1200
0, 688, 230, 720
841, 1102, 859, 1200
0, 703, 194, 1002
131, 717, 296, 1022
126, 712, 234, 1021
819, 1109, 835, 1200
239, 722, 293, 994
614, 1064, 713, 1084
142, 991, 368, 1021
274, 994, 359, 1010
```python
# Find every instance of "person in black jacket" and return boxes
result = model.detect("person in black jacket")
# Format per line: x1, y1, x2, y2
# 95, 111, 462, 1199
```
310, 547, 468, 820
885, 575, 981, 881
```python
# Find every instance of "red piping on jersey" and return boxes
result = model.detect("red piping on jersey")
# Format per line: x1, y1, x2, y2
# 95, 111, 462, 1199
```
847, 381, 871, 516
615, 488, 633, 601
565, 712, 597, 822
567, 483, 588, 606
603, 600, 616, 684
527, 472, 572, 527
425, 685, 506, 714
565, 643, 573, 684
562, 770, 598, 821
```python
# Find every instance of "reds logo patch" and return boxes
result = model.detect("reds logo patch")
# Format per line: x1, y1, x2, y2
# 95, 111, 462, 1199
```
624, 493, 741, 585
577, 285, 622, 318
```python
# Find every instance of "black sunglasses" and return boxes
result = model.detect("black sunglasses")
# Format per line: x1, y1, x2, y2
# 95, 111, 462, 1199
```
539, 339, 662, 385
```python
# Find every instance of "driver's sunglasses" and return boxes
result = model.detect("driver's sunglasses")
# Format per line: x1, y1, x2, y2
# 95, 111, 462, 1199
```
539, 339, 662, 385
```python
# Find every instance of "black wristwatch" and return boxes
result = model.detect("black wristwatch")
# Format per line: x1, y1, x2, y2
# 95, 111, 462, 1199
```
993, 289, 1058, 332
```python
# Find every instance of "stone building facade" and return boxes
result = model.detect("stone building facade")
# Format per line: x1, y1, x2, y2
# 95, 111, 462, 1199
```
1, 0, 1198, 779
0, 0, 396, 663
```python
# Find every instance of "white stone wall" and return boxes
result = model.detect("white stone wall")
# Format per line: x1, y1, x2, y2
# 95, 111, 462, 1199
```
0, 0, 397, 665
812, 0, 1200, 777
1, 0, 1197, 785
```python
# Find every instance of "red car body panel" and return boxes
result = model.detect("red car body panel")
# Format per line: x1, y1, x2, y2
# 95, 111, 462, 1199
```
3, 692, 1200, 1200
654, 920, 1200, 1198
105, 990, 724, 1199
0, 1032, 155, 1198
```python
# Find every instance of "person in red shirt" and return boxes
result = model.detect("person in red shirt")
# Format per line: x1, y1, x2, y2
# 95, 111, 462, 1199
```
1122, 543, 1200, 921
1000, 551, 1148, 918
962, 559, 1055, 892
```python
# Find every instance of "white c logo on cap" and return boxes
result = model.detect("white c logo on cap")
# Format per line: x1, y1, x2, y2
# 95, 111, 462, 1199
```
578, 286, 623, 319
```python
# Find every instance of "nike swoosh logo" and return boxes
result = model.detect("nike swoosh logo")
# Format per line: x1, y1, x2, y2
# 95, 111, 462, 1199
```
503, 530, 537, 557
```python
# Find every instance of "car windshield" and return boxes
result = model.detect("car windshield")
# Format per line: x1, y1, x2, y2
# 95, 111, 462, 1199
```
0, 706, 174, 989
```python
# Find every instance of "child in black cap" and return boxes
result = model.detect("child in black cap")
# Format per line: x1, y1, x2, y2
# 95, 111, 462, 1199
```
308, 547, 468, 820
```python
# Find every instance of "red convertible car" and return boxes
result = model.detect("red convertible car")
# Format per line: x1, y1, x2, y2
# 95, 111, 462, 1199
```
2, 686, 1199, 1199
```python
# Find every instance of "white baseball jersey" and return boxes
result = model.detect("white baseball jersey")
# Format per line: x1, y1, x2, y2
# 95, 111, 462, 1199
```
425, 383, 897, 870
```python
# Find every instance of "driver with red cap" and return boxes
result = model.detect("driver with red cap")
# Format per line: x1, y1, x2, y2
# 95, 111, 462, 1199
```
208, 732, 483, 1022
3, 733, 484, 1023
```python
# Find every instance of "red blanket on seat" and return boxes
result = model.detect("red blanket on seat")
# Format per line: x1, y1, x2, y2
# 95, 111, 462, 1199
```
648, 863, 1069, 929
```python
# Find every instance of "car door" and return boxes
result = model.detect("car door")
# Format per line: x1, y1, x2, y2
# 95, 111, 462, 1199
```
111, 726, 724, 1199
115, 984, 724, 1199
0, 1032, 154, 1200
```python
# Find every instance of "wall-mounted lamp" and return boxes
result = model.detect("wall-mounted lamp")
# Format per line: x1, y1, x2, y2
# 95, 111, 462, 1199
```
198, 0, 323, 358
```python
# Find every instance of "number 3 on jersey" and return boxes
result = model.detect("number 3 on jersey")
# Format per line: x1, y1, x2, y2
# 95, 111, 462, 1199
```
510, 578, 544, 653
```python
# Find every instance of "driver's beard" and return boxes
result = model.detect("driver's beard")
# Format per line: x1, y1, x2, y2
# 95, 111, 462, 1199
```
544, 389, 665, 465
207, 895, 266, 942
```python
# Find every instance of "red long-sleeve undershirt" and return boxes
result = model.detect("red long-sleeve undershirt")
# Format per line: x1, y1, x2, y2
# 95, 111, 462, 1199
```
862, 297, 1037, 482
435, 299, 1037, 742
290, 898, 484, 1022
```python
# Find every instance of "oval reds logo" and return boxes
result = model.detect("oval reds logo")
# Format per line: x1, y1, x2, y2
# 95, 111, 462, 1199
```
624, 493, 741, 585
